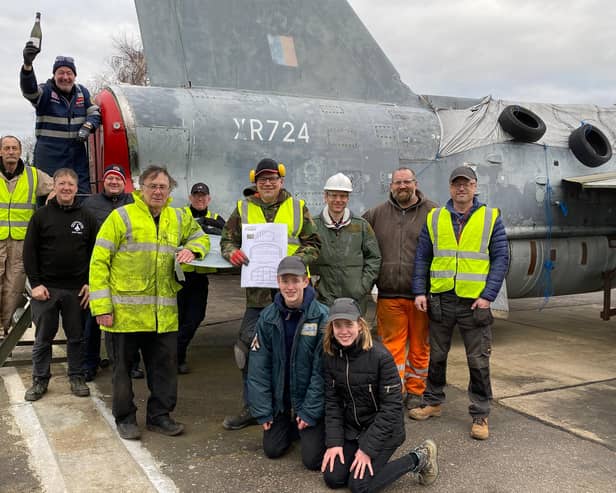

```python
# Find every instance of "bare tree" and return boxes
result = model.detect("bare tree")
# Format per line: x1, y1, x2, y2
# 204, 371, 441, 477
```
20, 135, 36, 165
89, 32, 148, 94
108, 33, 148, 86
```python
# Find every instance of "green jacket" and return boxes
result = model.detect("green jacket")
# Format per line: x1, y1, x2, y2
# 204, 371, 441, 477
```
220, 188, 321, 307
89, 192, 210, 333
313, 209, 381, 309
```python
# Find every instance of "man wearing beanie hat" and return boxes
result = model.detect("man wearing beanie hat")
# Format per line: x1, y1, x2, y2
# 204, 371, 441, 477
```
80, 164, 134, 381
221, 157, 321, 430
21, 39, 100, 197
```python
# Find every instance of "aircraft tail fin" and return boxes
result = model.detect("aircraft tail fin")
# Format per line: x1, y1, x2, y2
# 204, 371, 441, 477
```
135, 0, 415, 103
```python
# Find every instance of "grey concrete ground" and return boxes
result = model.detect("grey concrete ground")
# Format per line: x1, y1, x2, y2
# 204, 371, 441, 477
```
1, 275, 615, 492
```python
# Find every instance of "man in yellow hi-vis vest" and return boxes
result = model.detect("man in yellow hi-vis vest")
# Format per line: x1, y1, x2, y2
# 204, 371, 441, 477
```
0, 135, 53, 337
89, 165, 210, 440
408, 166, 509, 441
220, 158, 321, 430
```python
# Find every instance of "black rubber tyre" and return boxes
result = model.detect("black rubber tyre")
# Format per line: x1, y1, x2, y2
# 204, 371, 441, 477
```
569, 124, 612, 167
498, 105, 547, 143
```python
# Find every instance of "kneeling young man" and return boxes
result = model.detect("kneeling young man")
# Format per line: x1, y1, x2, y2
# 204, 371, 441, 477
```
247, 256, 328, 470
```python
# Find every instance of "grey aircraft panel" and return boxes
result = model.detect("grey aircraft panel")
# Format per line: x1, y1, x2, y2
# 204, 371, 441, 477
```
134, 0, 416, 105
94, 0, 616, 301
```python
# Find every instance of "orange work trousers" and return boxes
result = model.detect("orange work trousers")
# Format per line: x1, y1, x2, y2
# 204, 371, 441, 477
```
376, 297, 429, 396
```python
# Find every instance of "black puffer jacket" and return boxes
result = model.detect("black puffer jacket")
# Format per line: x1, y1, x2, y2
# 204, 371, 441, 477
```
323, 338, 405, 458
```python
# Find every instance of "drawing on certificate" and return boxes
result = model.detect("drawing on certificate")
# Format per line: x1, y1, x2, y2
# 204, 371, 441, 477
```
241, 223, 288, 288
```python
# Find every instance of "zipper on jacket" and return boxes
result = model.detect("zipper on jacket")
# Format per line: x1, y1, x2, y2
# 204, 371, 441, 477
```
384, 383, 401, 393
288, 311, 306, 411
368, 383, 378, 412
345, 353, 361, 428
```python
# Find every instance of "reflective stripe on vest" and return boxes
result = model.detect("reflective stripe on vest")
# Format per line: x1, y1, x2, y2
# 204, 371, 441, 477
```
34, 85, 99, 139
427, 206, 497, 298
238, 197, 303, 254
109, 205, 181, 308
0, 166, 38, 240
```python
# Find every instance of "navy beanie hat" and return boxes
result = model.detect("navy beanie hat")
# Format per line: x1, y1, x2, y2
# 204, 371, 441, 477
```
53, 56, 77, 75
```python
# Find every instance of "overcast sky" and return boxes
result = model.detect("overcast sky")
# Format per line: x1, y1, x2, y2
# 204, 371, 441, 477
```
2, 0, 615, 140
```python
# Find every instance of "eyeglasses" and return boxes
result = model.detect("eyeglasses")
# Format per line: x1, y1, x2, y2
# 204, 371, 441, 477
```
392, 179, 416, 186
256, 176, 280, 184
144, 184, 169, 191
450, 181, 476, 189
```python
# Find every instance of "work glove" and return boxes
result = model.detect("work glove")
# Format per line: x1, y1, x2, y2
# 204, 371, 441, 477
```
77, 124, 92, 142
230, 249, 249, 267
23, 42, 40, 66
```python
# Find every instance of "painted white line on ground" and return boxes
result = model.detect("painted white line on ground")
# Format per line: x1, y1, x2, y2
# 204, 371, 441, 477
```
0, 367, 66, 493
91, 394, 178, 493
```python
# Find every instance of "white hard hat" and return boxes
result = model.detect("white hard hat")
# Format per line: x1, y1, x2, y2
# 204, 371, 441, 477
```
323, 172, 353, 192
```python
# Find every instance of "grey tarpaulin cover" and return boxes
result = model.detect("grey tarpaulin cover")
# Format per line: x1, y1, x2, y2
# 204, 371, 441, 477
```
432, 96, 616, 157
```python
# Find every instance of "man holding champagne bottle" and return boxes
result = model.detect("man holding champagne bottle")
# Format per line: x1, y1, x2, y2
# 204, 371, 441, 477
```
20, 12, 101, 197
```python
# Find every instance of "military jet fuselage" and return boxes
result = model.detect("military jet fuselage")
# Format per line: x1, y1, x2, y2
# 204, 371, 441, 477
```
91, 0, 616, 301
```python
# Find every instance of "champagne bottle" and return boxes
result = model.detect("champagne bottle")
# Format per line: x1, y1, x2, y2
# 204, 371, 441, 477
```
29, 12, 42, 49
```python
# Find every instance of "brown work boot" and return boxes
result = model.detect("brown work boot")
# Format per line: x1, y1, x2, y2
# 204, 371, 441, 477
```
411, 439, 439, 486
470, 416, 489, 440
409, 404, 441, 421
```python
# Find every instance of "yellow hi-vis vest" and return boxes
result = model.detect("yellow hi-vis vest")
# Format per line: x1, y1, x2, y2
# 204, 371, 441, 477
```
427, 206, 498, 299
0, 166, 38, 240
89, 193, 210, 333
182, 207, 218, 274
238, 197, 304, 255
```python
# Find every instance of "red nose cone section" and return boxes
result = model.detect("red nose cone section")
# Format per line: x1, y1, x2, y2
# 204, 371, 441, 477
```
92, 89, 133, 192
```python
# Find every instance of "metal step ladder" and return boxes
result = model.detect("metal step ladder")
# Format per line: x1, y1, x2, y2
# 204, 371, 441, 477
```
0, 296, 67, 367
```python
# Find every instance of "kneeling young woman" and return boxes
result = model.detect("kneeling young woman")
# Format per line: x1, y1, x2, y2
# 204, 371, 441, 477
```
321, 298, 439, 492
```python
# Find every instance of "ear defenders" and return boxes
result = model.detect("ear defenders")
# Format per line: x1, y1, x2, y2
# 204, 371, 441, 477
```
249, 162, 286, 183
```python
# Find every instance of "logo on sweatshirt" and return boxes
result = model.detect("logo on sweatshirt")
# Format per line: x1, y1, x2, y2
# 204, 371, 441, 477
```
71, 221, 85, 234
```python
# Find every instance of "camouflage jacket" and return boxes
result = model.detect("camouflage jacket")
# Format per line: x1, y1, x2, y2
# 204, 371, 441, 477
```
220, 188, 321, 307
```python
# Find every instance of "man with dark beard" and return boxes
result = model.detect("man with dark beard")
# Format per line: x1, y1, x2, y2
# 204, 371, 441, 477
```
363, 168, 437, 410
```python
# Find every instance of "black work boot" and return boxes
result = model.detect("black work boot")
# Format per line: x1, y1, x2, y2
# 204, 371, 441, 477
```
147, 416, 184, 436
25, 378, 49, 401
117, 422, 141, 440
70, 375, 90, 397
222, 406, 258, 430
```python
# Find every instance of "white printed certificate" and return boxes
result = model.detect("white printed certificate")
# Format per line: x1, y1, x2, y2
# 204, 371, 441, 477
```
240, 223, 288, 288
